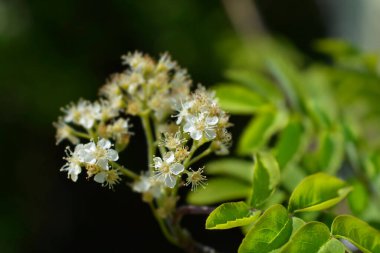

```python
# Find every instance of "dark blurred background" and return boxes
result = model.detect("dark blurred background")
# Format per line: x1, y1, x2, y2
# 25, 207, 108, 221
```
0, 0, 377, 252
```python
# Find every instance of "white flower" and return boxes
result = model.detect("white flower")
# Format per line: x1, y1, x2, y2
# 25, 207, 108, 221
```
82, 139, 119, 170
95, 100, 119, 121
60, 144, 87, 182
173, 100, 194, 124
107, 118, 131, 139
157, 53, 177, 71
183, 113, 219, 141
159, 131, 185, 150
153, 152, 184, 188
53, 119, 79, 145
132, 174, 162, 198
63, 100, 100, 129
93, 169, 121, 189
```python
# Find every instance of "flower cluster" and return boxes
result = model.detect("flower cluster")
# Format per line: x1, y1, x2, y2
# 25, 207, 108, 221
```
60, 139, 120, 188
55, 52, 231, 193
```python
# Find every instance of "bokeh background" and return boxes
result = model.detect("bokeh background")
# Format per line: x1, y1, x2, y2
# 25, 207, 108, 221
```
1, 0, 379, 252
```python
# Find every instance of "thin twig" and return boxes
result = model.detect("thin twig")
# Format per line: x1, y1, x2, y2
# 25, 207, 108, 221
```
174, 205, 216, 224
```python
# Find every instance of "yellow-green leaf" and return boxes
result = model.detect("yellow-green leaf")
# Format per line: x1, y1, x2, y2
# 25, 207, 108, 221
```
206, 201, 261, 230
288, 173, 352, 213
250, 152, 281, 208
238, 204, 292, 253
280, 222, 345, 253
332, 215, 380, 253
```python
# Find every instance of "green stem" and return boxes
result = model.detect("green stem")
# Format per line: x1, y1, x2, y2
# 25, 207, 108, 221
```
70, 129, 92, 140
186, 147, 213, 168
141, 113, 156, 169
183, 142, 199, 168
110, 161, 139, 180
149, 202, 179, 247
153, 117, 166, 156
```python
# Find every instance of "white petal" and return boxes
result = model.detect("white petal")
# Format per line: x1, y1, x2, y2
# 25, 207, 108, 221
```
83, 153, 96, 164
183, 122, 194, 133
70, 173, 79, 182
164, 174, 177, 188
186, 115, 197, 124
74, 144, 85, 153
206, 116, 219, 125
205, 129, 216, 140
98, 139, 111, 149
132, 178, 151, 192
184, 101, 194, 109
80, 117, 94, 129
94, 172, 107, 183
107, 149, 119, 161
190, 130, 202, 140
97, 158, 109, 170
73, 164, 82, 175
170, 163, 184, 175
153, 157, 163, 168
84, 142, 96, 152
164, 152, 175, 164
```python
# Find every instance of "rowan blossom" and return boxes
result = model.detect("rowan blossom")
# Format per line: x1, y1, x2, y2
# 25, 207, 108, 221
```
153, 152, 184, 188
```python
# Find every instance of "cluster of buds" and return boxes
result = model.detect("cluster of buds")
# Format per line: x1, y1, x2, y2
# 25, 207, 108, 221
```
55, 52, 231, 195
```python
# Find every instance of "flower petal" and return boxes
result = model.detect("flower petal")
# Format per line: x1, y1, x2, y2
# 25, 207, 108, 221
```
206, 116, 219, 125
164, 174, 177, 188
153, 157, 163, 168
205, 129, 216, 140
190, 130, 202, 140
98, 138, 111, 149
107, 149, 119, 161
183, 122, 194, 133
83, 153, 96, 164
97, 158, 109, 170
94, 172, 107, 183
170, 163, 184, 175
164, 152, 175, 164
132, 177, 151, 192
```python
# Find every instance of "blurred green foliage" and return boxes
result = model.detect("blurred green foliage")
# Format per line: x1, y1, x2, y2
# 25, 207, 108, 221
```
190, 37, 380, 231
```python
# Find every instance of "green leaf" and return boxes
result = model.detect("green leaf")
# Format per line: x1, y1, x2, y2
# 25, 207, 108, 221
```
266, 57, 301, 111
275, 116, 305, 168
291, 217, 305, 236
241, 191, 287, 235
288, 173, 352, 213
281, 165, 306, 193
239, 204, 292, 253
206, 201, 261, 230
317, 129, 345, 175
225, 69, 282, 103
237, 109, 287, 156
332, 215, 380, 253
318, 238, 346, 253
206, 158, 252, 183
250, 152, 281, 208
187, 178, 250, 205
280, 222, 345, 253
213, 84, 267, 114
348, 180, 369, 215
